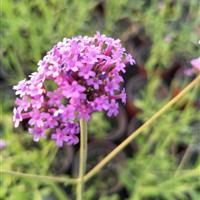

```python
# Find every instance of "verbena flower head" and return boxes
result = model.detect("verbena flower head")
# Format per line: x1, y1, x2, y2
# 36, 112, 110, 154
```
13, 32, 135, 147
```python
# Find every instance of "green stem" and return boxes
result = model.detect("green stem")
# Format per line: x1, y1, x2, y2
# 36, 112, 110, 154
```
76, 119, 88, 200
0, 169, 78, 184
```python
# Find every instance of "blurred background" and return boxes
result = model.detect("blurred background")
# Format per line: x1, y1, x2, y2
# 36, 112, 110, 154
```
0, 0, 200, 199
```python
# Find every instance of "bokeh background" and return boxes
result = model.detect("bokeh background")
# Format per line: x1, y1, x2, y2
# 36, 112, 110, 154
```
1, 0, 200, 199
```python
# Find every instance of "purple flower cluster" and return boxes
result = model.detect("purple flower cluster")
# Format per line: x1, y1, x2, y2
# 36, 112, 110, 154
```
13, 32, 135, 147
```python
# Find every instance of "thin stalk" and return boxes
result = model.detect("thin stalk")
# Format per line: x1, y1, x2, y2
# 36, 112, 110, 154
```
83, 75, 200, 182
76, 119, 88, 200
0, 169, 78, 184
175, 144, 193, 176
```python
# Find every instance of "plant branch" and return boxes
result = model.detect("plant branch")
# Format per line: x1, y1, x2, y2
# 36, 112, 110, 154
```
83, 75, 200, 182
0, 169, 78, 184
76, 119, 88, 200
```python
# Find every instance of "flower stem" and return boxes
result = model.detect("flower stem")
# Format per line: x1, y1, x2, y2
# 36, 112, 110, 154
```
83, 74, 200, 182
0, 169, 78, 184
76, 119, 88, 200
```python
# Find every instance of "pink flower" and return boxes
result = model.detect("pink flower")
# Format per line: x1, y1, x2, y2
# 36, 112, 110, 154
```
13, 32, 134, 147
184, 57, 200, 76
107, 100, 119, 117
28, 110, 46, 127
66, 81, 85, 98
13, 79, 28, 97
51, 128, 70, 147
91, 96, 109, 111
15, 97, 30, 112
87, 78, 102, 90
119, 89, 126, 104
191, 57, 200, 72
13, 107, 23, 128
78, 64, 96, 79
29, 127, 45, 142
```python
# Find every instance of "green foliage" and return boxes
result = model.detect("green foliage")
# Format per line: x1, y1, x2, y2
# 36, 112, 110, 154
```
104, 0, 128, 33
84, 185, 120, 200
89, 112, 111, 139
